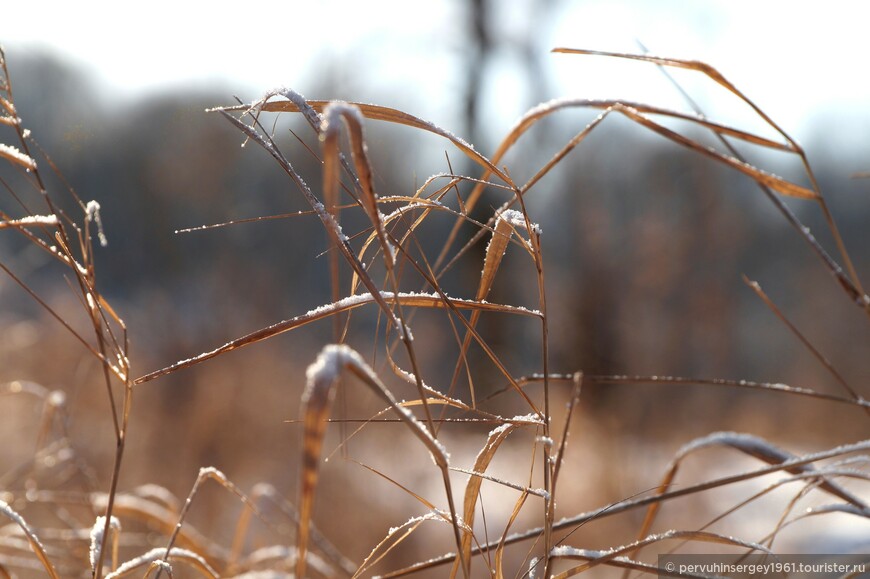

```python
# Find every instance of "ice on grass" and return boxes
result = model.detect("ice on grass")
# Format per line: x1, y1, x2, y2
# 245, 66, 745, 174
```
1, 96, 17, 115
498, 208, 542, 235
89, 515, 120, 571
388, 511, 441, 535
453, 466, 550, 499
0, 114, 21, 127
0, 499, 49, 557
305, 344, 450, 466
1, 214, 59, 227
198, 466, 227, 482
550, 545, 601, 557
392, 315, 413, 341
302, 291, 541, 323
528, 556, 540, 579
305, 344, 354, 391
395, 365, 465, 409
85, 291, 98, 312
103, 547, 215, 579
86, 200, 101, 218
676, 431, 793, 463
806, 503, 870, 517
0, 143, 36, 170
321, 101, 366, 135
311, 201, 349, 242
81, 199, 108, 246
510, 412, 546, 426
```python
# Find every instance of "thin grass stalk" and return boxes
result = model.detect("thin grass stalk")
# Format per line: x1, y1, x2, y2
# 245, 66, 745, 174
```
154, 468, 266, 578
604, 44, 868, 312
1, 55, 129, 577
487, 374, 869, 409
549, 529, 771, 579
296, 345, 467, 579
449, 212, 517, 408
742, 276, 866, 413
318, 101, 442, 458
432, 95, 817, 285
381, 439, 870, 577
135, 292, 539, 384
217, 107, 443, 442
0, 500, 60, 579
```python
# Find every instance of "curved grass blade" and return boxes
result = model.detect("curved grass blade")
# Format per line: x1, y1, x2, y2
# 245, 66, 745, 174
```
297, 344, 454, 579
135, 292, 540, 384
0, 500, 60, 579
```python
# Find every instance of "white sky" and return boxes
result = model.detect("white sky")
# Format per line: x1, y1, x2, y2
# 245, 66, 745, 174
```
3, 0, 869, 148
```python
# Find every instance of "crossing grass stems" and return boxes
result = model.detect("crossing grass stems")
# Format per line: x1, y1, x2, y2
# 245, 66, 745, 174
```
0, 45, 868, 578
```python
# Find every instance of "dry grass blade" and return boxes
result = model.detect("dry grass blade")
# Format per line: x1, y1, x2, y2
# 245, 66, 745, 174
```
611, 102, 816, 199
449, 467, 549, 499
89, 516, 121, 575
354, 513, 460, 579
451, 208, 526, 407
297, 345, 455, 579
384, 440, 870, 577
220, 97, 444, 442
0, 500, 61, 579
494, 373, 870, 409
494, 490, 530, 579
452, 417, 543, 576
1, 50, 134, 579
135, 292, 540, 384
676, 433, 868, 508
632, 431, 868, 560
742, 276, 866, 411
220, 97, 514, 187
434, 92, 815, 284
672, 462, 870, 553
143, 468, 271, 579
543, 372, 583, 577
551, 48, 794, 145
491, 98, 796, 179
321, 102, 393, 269
104, 547, 218, 579
0, 143, 37, 170
553, 47, 868, 310
550, 529, 771, 579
